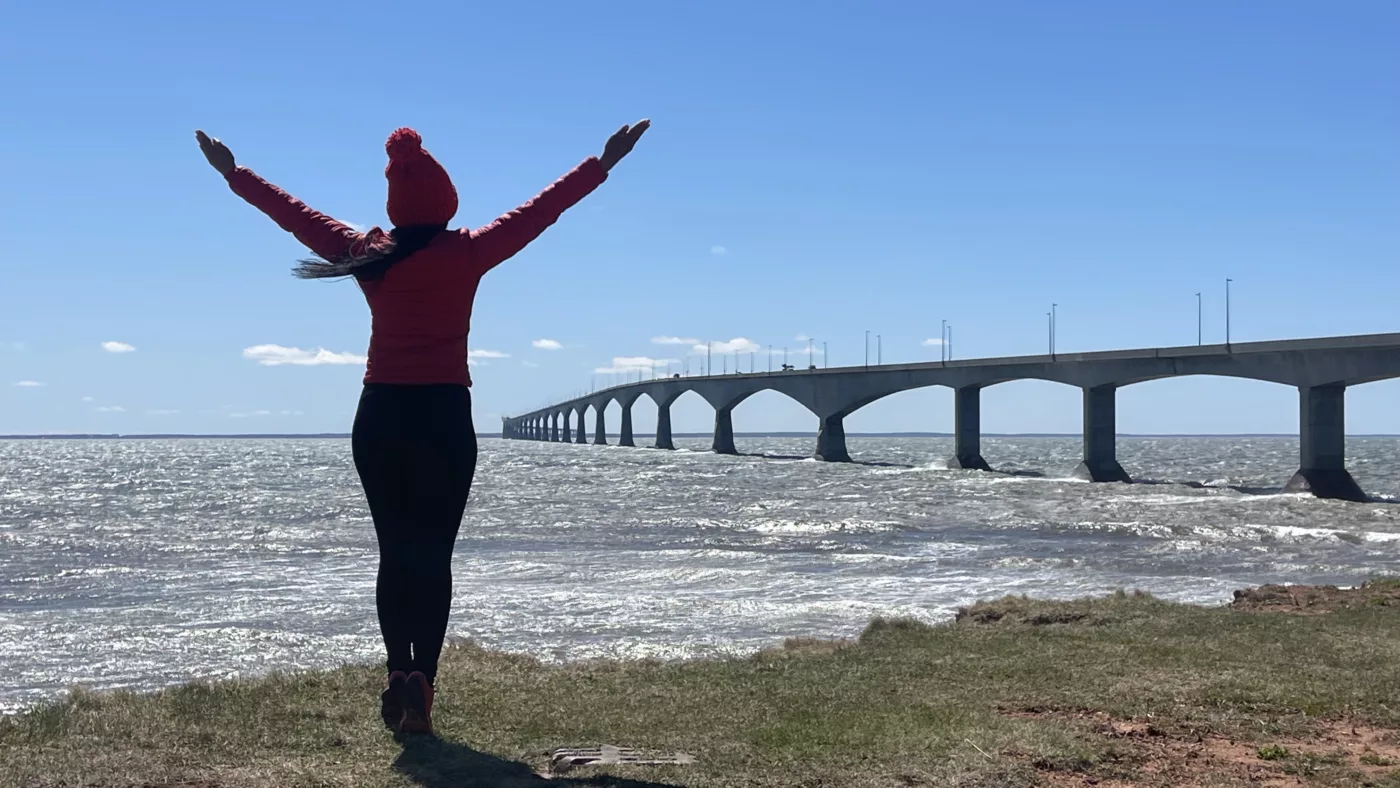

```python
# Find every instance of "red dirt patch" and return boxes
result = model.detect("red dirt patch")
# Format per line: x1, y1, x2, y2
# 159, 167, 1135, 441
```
1002, 707, 1400, 787
1228, 580, 1400, 615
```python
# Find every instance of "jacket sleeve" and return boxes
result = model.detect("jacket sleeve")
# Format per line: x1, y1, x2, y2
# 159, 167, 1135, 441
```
469, 157, 608, 273
225, 166, 361, 261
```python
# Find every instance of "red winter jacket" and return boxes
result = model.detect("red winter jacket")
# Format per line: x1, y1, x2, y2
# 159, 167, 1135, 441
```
226, 159, 607, 386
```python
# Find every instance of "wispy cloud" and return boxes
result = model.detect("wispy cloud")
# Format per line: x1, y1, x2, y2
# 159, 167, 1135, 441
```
522, 361, 540, 368
81, 396, 95, 402
94, 405, 125, 413
229, 409, 273, 418
343, 221, 370, 232
243, 344, 366, 366
13, 380, 44, 388
102, 341, 136, 353
467, 348, 509, 367
652, 336, 699, 346
593, 356, 677, 374
795, 334, 810, 342
692, 337, 760, 355
711, 245, 727, 256
7, 342, 24, 352
921, 338, 946, 347
532, 339, 563, 350
146, 409, 180, 416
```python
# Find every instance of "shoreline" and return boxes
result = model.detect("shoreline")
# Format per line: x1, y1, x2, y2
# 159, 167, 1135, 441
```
4, 580, 1397, 787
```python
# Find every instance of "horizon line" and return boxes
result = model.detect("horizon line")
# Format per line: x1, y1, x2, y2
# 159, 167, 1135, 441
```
5, 432, 1400, 440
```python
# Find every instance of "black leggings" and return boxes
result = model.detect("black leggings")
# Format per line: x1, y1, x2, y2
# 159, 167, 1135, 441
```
352, 383, 477, 685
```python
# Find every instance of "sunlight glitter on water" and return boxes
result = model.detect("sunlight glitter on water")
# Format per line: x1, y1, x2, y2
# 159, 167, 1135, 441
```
1, 435, 1398, 713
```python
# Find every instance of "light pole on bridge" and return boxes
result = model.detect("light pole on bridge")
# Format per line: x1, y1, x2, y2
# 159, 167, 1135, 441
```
877, 334, 882, 365
808, 338, 814, 369
864, 330, 870, 368
1196, 292, 1202, 346
823, 341, 828, 368
1226, 278, 1233, 349
940, 319, 947, 363
1052, 303, 1058, 356
707, 341, 713, 376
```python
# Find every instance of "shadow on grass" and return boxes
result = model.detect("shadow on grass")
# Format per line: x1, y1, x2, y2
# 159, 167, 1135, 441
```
393, 733, 682, 788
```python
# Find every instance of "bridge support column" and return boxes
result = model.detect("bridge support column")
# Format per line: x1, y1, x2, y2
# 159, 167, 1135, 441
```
655, 403, 675, 450
1284, 385, 1367, 501
948, 386, 992, 471
814, 414, 850, 462
619, 402, 635, 447
712, 406, 737, 455
575, 409, 587, 444
561, 411, 571, 443
1072, 385, 1131, 483
594, 407, 607, 445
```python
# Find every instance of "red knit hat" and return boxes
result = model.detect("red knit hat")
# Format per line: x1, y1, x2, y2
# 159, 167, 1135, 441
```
384, 128, 458, 227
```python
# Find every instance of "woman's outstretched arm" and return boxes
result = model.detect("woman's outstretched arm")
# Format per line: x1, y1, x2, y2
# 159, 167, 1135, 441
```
470, 120, 650, 273
196, 130, 360, 261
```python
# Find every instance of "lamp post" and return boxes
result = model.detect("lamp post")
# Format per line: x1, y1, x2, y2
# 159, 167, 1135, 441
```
808, 338, 814, 369
707, 341, 713, 376
1052, 303, 1058, 356
864, 330, 870, 368
1226, 278, 1233, 347
877, 334, 882, 365
940, 319, 946, 362
1196, 292, 1202, 346
823, 341, 828, 368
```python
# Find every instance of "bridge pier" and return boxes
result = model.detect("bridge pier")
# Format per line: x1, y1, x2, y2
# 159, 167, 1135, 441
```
712, 406, 737, 455
814, 414, 851, 462
1284, 385, 1367, 501
619, 401, 635, 447
594, 406, 608, 445
1072, 385, 1131, 483
561, 411, 571, 443
948, 386, 992, 471
655, 402, 675, 450
550, 415, 559, 442
575, 407, 587, 444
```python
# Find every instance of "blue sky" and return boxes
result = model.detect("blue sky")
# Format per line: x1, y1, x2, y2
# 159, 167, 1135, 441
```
3, 0, 1398, 436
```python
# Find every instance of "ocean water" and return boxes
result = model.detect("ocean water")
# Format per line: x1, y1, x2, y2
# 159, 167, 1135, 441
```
2, 436, 1398, 714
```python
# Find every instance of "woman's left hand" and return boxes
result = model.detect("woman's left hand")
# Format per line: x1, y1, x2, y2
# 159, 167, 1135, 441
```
599, 119, 650, 172
195, 130, 236, 176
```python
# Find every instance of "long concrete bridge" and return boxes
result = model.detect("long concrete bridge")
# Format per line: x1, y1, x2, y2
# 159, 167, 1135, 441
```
502, 333, 1400, 502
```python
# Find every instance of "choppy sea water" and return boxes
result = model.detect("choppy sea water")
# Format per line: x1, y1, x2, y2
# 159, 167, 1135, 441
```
2, 436, 1398, 714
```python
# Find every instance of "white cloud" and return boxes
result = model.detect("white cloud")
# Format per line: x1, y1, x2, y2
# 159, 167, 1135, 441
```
13, 380, 44, 388
522, 361, 540, 368
94, 405, 125, 413
279, 410, 303, 416
243, 344, 366, 366
532, 339, 563, 351
102, 341, 136, 353
795, 334, 810, 342
921, 338, 946, 346
229, 409, 273, 418
593, 356, 677, 374
692, 337, 760, 355
343, 221, 371, 232
146, 409, 180, 416
467, 348, 509, 367
652, 336, 699, 346
81, 396, 95, 402
711, 245, 727, 255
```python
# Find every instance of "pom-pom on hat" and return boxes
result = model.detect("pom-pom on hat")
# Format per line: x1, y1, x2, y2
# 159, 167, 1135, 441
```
384, 128, 458, 228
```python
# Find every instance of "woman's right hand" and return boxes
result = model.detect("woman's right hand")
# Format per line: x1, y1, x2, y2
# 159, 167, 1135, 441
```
195, 130, 236, 175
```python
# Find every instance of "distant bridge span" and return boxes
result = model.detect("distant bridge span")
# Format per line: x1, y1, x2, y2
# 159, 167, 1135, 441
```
504, 333, 1400, 501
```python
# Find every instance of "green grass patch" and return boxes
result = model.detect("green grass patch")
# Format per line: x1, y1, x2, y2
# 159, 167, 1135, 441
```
3, 582, 1399, 787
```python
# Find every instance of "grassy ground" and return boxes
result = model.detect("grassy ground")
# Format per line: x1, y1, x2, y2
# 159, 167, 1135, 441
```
3, 580, 1399, 788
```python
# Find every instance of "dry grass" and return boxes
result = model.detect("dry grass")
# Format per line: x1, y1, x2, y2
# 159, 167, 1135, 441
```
3, 582, 1399, 787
